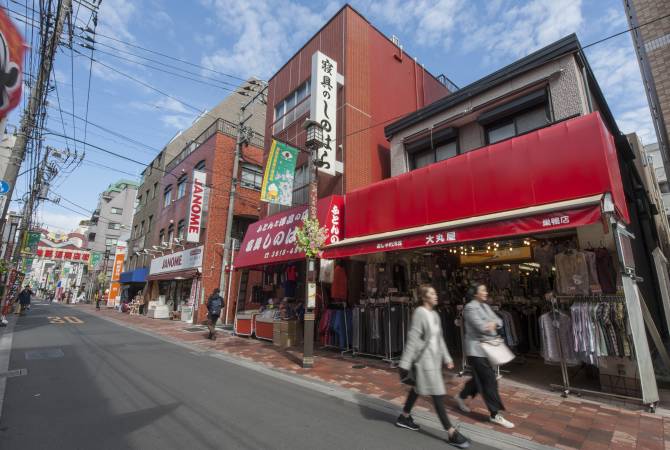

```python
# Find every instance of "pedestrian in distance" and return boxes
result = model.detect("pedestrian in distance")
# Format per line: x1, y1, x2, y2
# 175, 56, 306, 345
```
397, 284, 470, 449
455, 283, 514, 429
206, 288, 225, 340
18, 286, 33, 315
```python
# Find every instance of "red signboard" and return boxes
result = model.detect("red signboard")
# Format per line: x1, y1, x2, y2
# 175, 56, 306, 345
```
36, 246, 89, 262
344, 113, 628, 240
323, 205, 602, 259
236, 195, 344, 269
0, 8, 25, 118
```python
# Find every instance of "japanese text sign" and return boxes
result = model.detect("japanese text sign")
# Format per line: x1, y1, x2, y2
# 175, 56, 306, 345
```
309, 51, 338, 175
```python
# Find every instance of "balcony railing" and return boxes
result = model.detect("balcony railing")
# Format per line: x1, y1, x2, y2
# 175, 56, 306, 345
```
165, 118, 265, 172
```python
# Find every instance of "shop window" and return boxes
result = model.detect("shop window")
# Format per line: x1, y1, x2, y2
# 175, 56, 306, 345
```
164, 185, 172, 207
481, 89, 552, 145
110, 207, 123, 215
240, 163, 262, 190
177, 175, 187, 199
194, 159, 206, 171
177, 219, 185, 239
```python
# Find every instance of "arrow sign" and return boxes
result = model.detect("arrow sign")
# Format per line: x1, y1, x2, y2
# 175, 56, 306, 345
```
0, 180, 9, 194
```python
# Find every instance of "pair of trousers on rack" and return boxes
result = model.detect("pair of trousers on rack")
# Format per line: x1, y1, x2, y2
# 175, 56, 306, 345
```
459, 356, 505, 417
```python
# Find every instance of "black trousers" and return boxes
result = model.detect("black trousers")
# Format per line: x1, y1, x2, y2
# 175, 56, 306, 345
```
459, 356, 505, 417
403, 389, 452, 431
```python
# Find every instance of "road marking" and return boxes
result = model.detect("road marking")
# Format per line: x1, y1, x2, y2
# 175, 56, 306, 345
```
48, 316, 83, 324
0, 368, 27, 379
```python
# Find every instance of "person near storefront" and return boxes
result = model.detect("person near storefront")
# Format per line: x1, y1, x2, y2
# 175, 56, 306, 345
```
206, 288, 224, 340
455, 283, 514, 429
396, 284, 470, 449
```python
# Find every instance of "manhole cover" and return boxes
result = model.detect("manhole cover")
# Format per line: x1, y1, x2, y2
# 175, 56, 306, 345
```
183, 327, 206, 333
25, 349, 64, 360
0, 368, 27, 378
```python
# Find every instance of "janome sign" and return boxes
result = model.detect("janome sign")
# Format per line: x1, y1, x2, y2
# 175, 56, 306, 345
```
187, 170, 207, 243
150, 246, 204, 275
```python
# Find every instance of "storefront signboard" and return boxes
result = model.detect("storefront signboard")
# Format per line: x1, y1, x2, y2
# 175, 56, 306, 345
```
149, 246, 204, 275
108, 242, 127, 306
260, 139, 299, 206
310, 51, 339, 175
187, 170, 207, 243
324, 205, 602, 259
235, 195, 344, 268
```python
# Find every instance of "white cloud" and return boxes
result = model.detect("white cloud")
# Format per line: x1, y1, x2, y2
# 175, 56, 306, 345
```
199, 0, 340, 79
53, 69, 68, 84
97, 0, 138, 41
39, 209, 88, 233
130, 97, 190, 115
161, 114, 193, 129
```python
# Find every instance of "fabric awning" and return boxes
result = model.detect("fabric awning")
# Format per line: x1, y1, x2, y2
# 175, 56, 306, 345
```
146, 268, 200, 281
235, 195, 344, 269
120, 268, 148, 283
322, 198, 603, 259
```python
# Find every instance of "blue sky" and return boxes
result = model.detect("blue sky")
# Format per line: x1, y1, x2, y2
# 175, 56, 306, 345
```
4, 0, 654, 232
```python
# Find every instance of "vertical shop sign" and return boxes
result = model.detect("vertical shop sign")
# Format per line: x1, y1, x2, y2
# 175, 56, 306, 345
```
260, 139, 299, 206
107, 242, 126, 307
187, 170, 206, 243
310, 51, 338, 175
89, 251, 102, 270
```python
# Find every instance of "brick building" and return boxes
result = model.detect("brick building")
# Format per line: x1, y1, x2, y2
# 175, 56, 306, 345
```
625, 0, 670, 180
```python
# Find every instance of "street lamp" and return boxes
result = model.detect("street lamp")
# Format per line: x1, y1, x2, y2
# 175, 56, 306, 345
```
301, 119, 324, 369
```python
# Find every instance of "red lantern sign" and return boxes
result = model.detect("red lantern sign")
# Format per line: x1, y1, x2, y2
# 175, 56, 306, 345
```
0, 7, 25, 118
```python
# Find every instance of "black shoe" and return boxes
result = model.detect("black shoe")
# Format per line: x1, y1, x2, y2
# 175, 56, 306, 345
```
207, 332, 213, 340
447, 430, 470, 449
395, 414, 420, 431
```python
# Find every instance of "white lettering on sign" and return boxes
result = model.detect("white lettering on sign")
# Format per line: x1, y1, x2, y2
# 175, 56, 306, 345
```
187, 170, 207, 243
542, 215, 570, 227
376, 240, 403, 250
329, 204, 341, 244
310, 51, 338, 175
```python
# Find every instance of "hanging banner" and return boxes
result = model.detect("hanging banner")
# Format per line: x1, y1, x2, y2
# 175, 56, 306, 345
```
187, 170, 206, 243
310, 51, 338, 175
107, 242, 126, 307
0, 8, 25, 118
260, 139, 299, 206
89, 251, 102, 269
21, 231, 41, 254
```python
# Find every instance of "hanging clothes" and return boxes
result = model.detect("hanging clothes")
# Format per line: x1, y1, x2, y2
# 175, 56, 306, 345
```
554, 251, 590, 296
539, 310, 580, 366
331, 264, 348, 300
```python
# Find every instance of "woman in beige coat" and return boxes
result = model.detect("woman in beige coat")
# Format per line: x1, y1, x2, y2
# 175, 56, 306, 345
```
397, 285, 470, 448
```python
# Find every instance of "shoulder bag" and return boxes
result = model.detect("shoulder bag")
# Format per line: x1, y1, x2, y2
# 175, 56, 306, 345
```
480, 337, 515, 366
400, 323, 432, 386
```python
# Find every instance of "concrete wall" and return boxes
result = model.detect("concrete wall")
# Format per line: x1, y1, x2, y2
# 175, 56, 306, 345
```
88, 183, 138, 255
389, 54, 590, 176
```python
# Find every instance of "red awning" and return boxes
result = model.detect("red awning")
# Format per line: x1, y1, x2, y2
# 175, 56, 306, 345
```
322, 203, 603, 259
235, 195, 344, 269
343, 113, 628, 241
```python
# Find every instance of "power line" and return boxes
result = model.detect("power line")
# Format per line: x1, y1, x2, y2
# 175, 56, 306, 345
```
581, 12, 670, 50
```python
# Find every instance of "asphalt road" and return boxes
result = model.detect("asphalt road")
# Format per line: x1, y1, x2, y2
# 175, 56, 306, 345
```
0, 302, 496, 450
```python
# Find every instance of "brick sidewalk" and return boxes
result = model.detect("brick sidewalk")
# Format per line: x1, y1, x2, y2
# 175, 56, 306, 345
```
75, 305, 669, 450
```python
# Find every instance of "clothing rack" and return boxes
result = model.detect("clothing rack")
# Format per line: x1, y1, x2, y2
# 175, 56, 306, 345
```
352, 299, 410, 365
548, 295, 645, 405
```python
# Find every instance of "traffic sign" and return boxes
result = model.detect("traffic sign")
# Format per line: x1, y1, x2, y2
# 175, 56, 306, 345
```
0, 180, 9, 194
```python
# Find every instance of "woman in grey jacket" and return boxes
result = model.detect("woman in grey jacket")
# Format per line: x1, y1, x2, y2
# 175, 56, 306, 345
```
397, 285, 470, 448
455, 283, 514, 429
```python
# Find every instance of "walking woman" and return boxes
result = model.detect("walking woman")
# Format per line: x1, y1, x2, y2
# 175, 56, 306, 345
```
455, 283, 514, 429
397, 284, 470, 448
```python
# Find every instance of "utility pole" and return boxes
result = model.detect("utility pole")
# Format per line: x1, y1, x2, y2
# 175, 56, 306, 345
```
219, 82, 267, 325
0, 0, 72, 239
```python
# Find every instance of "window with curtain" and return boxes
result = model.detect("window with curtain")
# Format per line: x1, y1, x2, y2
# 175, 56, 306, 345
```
482, 89, 552, 145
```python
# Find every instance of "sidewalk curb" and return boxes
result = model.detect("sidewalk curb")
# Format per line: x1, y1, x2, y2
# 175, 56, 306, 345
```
0, 315, 17, 420
75, 306, 555, 450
